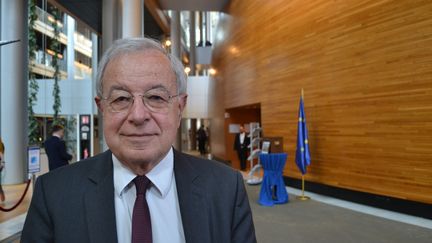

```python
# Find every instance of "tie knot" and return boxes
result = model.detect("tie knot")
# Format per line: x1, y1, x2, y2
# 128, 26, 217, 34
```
133, 175, 151, 195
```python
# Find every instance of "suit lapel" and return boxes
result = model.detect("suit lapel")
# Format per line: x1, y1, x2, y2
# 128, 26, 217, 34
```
174, 150, 211, 243
84, 151, 118, 243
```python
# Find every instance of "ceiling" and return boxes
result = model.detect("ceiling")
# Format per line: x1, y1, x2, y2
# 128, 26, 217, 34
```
54, 0, 230, 35
54, 0, 102, 34
158, 0, 230, 11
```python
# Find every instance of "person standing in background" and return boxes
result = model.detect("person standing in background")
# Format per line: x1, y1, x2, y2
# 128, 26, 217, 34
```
44, 124, 72, 171
197, 124, 208, 155
234, 125, 250, 171
0, 138, 5, 203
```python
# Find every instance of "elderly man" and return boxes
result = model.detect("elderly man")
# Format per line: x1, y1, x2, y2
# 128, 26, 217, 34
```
22, 37, 256, 243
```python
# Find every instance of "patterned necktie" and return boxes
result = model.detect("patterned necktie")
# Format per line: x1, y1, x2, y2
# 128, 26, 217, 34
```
132, 176, 152, 243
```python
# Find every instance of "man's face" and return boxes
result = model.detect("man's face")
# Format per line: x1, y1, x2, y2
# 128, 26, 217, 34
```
240, 126, 245, 133
95, 50, 186, 170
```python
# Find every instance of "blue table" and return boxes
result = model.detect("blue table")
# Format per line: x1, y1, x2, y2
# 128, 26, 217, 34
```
258, 153, 288, 206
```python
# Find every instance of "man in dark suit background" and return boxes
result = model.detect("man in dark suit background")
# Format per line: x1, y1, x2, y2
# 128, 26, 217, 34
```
196, 124, 208, 155
234, 125, 251, 171
44, 124, 72, 171
22, 37, 256, 243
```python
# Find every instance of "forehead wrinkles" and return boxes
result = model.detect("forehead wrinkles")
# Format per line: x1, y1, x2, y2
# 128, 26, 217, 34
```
104, 52, 176, 86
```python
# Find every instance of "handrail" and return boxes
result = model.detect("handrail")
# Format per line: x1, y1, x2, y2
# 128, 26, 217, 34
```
0, 179, 32, 212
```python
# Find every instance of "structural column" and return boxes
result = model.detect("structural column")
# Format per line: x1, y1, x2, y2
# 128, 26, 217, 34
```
66, 16, 75, 79
189, 11, 196, 75
170, 11, 181, 59
102, 0, 120, 51
101, 0, 122, 152
198, 12, 204, 75
91, 33, 98, 156
198, 12, 204, 45
170, 11, 182, 150
0, 0, 28, 184
122, 0, 144, 38
205, 12, 211, 44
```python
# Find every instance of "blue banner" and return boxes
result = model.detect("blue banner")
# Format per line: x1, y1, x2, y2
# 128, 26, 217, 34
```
295, 96, 311, 174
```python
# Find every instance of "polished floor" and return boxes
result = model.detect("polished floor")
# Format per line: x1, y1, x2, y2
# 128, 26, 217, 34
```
248, 185, 432, 243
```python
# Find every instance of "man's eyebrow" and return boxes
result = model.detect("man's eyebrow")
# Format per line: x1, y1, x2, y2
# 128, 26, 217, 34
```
106, 85, 129, 96
105, 84, 173, 95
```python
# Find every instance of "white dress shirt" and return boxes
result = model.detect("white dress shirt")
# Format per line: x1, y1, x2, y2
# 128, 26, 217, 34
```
113, 148, 185, 243
240, 132, 246, 144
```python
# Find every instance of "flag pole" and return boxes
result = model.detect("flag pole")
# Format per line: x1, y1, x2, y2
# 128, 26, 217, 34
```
297, 175, 310, 200
297, 88, 310, 201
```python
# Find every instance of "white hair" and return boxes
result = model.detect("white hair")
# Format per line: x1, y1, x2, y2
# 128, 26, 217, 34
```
96, 37, 187, 96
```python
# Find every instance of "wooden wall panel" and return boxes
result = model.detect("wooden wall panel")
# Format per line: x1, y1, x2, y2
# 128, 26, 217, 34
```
211, 0, 432, 203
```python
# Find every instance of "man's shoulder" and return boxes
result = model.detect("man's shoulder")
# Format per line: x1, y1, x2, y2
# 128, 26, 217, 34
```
44, 136, 60, 146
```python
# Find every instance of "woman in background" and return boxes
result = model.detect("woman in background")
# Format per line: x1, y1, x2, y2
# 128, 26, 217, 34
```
0, 138, 5, 202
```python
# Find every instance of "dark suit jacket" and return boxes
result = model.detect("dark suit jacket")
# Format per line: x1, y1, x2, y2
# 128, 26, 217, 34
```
21, 150, 256, 243
234, 133, 250, 152
44, 136, 72, 171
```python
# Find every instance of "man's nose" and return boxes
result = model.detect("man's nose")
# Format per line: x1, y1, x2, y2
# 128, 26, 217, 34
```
127, 96, 151, 123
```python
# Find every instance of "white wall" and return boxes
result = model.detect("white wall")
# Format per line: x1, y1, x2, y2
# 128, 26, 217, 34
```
34, 78, 95, 115
183, 76, 210, 119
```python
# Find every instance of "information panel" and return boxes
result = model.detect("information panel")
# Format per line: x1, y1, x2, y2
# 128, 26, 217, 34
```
28, 146, 41, 173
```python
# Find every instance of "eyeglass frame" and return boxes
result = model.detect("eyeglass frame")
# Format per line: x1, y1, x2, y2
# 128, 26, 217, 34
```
100, 88, 184, 114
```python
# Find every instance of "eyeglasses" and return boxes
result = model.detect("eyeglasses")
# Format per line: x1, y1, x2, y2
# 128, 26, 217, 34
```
102, 88, 181, 114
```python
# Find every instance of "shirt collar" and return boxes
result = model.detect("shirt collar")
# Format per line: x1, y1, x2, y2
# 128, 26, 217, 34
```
112, 148, 174, 198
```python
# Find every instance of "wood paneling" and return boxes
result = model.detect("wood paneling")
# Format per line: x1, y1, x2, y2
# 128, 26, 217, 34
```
211, 0, 432, 204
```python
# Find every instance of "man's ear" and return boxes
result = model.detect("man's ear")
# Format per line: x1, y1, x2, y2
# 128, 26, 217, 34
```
95, 96, 104, 112
178, 94, 188, 117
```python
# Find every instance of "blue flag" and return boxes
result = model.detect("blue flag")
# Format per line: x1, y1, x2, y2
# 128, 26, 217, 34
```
295, 95, 311, 174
